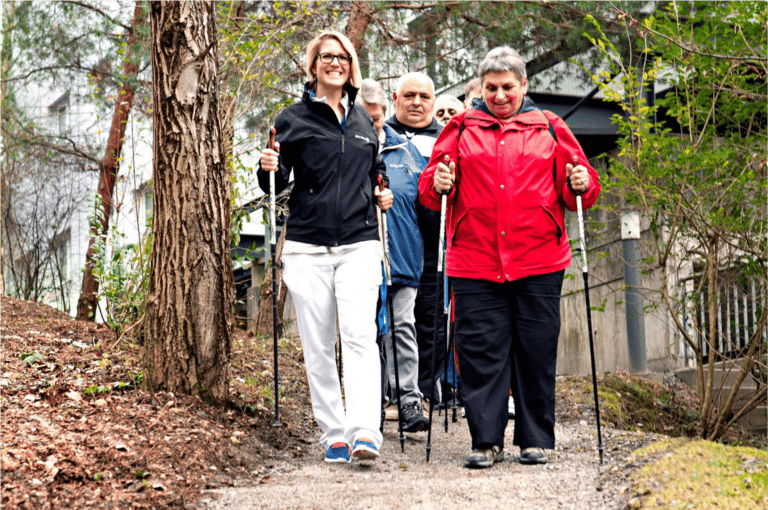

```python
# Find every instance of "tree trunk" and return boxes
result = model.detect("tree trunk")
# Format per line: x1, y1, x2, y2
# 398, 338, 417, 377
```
76, 1, 146, 321
0, 0, 16, 296
346, 1, 376, 54
255, 226, 288, 338
143, 1, 233, 405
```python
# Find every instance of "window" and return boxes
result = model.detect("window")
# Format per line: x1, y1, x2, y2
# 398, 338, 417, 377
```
48, 91, 70, 134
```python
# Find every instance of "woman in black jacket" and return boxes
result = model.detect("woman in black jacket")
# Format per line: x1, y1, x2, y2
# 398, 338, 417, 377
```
258, 30, 393, 464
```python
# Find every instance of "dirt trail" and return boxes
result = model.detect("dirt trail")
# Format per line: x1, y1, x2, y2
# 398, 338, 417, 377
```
201, 414, 641, 510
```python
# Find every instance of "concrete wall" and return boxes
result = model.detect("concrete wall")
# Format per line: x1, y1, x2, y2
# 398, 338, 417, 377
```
557, 157, 688, 376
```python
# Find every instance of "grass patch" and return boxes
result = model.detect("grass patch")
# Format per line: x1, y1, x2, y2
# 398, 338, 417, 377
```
629, 438, 767, 509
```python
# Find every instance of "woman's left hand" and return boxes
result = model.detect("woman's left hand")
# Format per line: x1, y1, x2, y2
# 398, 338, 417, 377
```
566, 156, 590, 194
375, 186, 393, 211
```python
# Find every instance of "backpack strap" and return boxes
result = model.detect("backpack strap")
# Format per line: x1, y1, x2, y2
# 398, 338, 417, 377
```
541, 110, 558, 142
540, 110, 561, 192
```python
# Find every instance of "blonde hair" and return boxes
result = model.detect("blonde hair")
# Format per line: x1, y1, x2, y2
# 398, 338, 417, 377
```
305, 31, 362, 88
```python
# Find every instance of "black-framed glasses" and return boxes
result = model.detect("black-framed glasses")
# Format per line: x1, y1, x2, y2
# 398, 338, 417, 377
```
317, 52, 352, 65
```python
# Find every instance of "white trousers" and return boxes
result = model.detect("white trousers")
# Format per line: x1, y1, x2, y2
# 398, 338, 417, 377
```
282, 241, 384, 450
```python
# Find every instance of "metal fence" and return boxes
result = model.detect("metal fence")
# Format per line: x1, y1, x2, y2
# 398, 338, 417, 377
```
682, 272, 767, 365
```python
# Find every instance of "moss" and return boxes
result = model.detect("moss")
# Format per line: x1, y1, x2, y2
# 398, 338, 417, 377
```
596, 385, 626, 425
570, 371, 701, 437
629, 438, 767, 509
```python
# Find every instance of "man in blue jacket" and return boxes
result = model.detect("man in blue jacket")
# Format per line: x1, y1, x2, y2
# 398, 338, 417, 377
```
385, 73, 447, 416
360, 79, 430, 432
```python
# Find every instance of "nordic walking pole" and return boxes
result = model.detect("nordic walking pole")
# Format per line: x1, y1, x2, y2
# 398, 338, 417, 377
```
267, 126, 282, 428
443, 284, 450, 432
427, 156, 451, 462
449, 311, 459, 424
378, 176, 406, 452
574, 158, 603, 464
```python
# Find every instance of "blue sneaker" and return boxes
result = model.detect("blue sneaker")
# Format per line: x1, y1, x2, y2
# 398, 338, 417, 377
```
352, 438, 379, 461
325, 442, 351, 463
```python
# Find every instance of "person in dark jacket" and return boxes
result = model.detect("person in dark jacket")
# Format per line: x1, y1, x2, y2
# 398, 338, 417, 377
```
258, 31, 393, 465
419, 47, 601, 469
359, 79, 429, 433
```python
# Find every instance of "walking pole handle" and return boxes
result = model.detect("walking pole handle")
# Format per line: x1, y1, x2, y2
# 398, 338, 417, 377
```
377, 175, 392, 286
267, 127, 277, 245
576, 195, 587, 273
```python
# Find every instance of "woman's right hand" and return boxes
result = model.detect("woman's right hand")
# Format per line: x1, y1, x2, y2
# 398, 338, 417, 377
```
434, 155, 455, 194
260, 142, 281, 172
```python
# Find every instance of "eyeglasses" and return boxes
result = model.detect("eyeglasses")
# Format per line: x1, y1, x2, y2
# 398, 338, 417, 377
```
317, 52, 352, 65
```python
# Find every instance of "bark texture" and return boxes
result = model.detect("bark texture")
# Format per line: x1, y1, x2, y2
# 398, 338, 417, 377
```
76, 1, 146, 321
346, 1, 376, 54
144, 1, 233, 404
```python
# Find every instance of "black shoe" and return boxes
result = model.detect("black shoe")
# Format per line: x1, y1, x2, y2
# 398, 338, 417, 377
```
400, 402, 429, 432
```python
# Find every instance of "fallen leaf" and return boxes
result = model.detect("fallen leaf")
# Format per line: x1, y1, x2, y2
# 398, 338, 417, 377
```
65, 391, 82, 402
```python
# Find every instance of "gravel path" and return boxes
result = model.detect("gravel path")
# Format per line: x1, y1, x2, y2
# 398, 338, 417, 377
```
201, 413, 650, 510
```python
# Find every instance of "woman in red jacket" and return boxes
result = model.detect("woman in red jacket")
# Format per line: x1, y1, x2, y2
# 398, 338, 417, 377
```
419, 47, 600, 469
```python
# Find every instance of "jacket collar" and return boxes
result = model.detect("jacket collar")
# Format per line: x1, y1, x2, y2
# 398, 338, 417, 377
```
385, 115, 442, 137
470, 95, 539, 118
382, 123, 408, 148
302, 81, 359, 106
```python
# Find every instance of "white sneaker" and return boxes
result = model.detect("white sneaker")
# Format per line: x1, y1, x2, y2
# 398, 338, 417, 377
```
508, 396, 515, 419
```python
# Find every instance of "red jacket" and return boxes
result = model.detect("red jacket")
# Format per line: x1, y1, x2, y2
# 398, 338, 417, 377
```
418, 100, 601, 283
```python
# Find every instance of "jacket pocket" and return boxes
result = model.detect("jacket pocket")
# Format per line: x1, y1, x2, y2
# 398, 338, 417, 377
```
541, 204, 563, 245
358, 184, 374, 225
450, 208, 470, 247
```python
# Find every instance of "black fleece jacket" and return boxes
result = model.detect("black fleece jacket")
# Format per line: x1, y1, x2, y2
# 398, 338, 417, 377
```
257, 82, 387, 247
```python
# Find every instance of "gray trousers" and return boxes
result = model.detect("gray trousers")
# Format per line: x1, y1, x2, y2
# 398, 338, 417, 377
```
383, 284, 422, 405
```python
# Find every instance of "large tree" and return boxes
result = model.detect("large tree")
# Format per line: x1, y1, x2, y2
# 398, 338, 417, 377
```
143, 0, 233, 404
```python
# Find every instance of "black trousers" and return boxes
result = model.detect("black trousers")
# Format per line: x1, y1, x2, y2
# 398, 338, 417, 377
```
452, 271, 564, 451
415, 268, 447, 402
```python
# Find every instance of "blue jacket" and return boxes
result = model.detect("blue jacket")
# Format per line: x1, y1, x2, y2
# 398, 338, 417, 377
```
381, 124, 426, 287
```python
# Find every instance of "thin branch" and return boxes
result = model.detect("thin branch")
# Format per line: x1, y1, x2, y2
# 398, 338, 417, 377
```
617, 7, 768, 63
61, 0, 133, 31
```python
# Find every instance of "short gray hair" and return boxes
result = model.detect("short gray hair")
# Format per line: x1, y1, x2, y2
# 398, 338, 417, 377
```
395, 72, 435, 97
463, 77, 481, 98
477, 47, 526, 82
359, 78, 388, 114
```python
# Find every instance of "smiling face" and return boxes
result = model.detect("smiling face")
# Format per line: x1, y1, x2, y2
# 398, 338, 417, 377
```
482, 71, 528, 120
311, 38, 350, 94
393, 75, 435, 129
